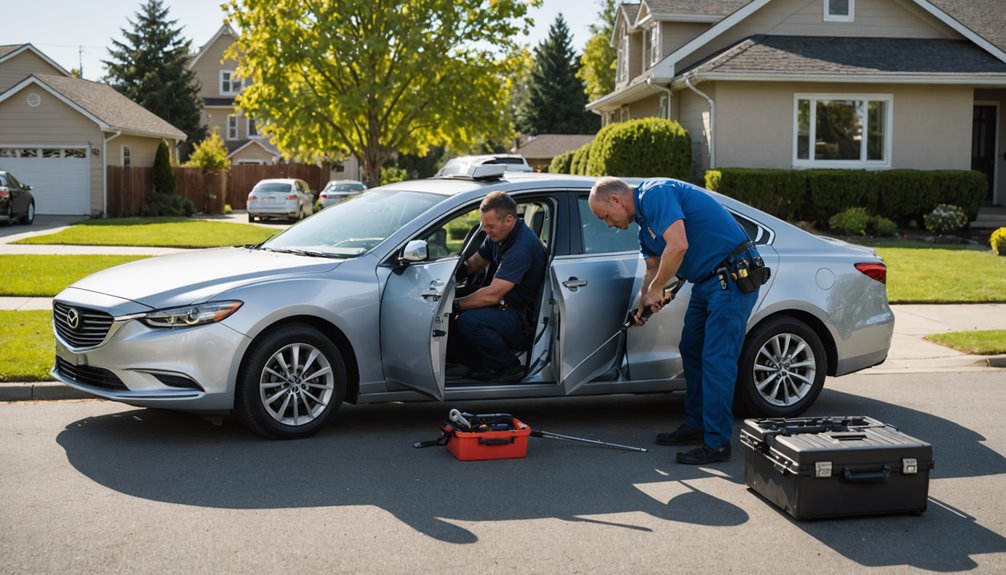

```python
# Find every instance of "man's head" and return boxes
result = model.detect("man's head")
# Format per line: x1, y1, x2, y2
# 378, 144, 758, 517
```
480, 191, 518, 242
588, 177, 634, 230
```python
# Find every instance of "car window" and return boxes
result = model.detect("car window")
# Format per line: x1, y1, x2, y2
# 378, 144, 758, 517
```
5, 173, 20, 188
263, 189, 443, 257
254, 182, 291, 193
730, 211, 773, 245
423, 209, 479, 260
576, 197, 640, 254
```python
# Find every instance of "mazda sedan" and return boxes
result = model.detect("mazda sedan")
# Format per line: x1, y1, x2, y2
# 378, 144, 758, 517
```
52, 169, 893, 439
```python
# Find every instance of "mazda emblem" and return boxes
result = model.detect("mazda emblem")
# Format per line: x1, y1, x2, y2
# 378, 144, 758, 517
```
66, 307, 80, 330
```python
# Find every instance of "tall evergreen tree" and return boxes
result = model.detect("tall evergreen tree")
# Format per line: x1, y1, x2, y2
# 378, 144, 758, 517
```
104, 0, 205, 159
516, 14, 599, 136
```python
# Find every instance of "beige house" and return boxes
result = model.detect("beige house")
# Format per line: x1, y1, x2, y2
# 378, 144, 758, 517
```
587, 0, 1006, 207
188, 24, 363, 182
0, 44, 186, 215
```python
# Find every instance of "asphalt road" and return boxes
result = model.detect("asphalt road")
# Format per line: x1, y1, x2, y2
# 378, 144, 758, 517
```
2, 370, 1005, 574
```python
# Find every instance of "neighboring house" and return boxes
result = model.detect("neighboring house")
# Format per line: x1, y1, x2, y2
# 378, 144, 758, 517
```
586, 0, 1006, 207
188, 23, 364, 182
515, 134, 596, 171
0, 44, 186, 215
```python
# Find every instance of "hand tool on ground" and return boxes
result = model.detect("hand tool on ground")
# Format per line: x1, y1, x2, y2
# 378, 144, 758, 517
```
529, 428, 648, 452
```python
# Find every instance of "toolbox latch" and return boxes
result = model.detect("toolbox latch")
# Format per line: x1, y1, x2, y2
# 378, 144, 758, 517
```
902, 457, 918, 475
814, 461, 833, 478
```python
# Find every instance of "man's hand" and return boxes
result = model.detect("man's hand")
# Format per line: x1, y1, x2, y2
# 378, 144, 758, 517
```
631, 288, 673, 326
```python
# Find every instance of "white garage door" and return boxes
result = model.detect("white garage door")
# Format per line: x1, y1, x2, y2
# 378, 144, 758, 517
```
0, 147, 90, 215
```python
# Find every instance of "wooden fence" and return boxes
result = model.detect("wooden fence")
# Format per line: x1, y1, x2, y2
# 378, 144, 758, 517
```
107, 163, 327, 216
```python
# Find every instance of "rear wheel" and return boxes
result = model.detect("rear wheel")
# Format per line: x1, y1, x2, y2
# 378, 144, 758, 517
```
22, 201, 35, 225
735, 317, 826, 417
235, 324, 346, 439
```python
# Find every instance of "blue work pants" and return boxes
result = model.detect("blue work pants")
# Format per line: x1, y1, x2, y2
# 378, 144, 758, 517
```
451, 307, 525, 370
679, 277, 758, 449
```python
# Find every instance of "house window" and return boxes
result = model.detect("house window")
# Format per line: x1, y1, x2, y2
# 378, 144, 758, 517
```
659, 94, 669, 120
227, 116, 239, 140
220, 70, 242, 95
649, 25, 661, 66
617, 29, 629, 83
248, 118, 258, 137
824, 0, 854, 22
794, 93, 891, 167
619, 106, 630, 122
122, 145, 131, 167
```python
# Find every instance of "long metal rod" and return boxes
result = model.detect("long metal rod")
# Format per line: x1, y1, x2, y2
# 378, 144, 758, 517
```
532, 430, 648, 453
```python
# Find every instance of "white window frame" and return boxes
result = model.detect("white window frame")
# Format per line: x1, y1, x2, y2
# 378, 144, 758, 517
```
247, 117, 259, 138
121, 145, 131, 167
220, 70, 242, 95
792, 93, 893, 169
619, 106, 630, 122
649, 24, 661, 66
227, 116, 239, 140
658, 94, 670, 120
617, 29, 629, 83
824, 0, 854, 22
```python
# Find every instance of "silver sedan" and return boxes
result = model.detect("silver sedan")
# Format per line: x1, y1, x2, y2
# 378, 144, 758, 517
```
51, 173, 894, 439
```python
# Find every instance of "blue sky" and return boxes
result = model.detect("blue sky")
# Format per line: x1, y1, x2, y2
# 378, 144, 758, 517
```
7, 1, 602, 82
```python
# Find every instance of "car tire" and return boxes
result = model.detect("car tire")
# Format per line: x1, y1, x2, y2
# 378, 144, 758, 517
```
235, 323, 346, 439
735, 316, 826, 418
248, 214, 257, 223
23, 201, 35, 225
4, 204, 12, 226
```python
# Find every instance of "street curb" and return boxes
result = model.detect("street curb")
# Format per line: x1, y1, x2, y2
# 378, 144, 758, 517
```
0, 382, 95, 402
988, 356, 1006, 368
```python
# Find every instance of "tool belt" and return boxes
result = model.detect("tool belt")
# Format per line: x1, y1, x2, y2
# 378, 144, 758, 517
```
698, 240, 771, 293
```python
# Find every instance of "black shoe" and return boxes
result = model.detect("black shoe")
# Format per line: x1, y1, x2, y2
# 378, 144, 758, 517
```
655, 424, 704, 446
470, 364, 525, 382
676, 443, 731, 465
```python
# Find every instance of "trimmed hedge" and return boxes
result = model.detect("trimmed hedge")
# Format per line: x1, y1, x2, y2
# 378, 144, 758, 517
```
570, 143, 592, 175
706, 168, 985, 227
549, 150, 574, 174
586, 118, 691, 179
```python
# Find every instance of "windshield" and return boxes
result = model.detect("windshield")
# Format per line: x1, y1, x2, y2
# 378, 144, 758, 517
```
260, 189, 444, 257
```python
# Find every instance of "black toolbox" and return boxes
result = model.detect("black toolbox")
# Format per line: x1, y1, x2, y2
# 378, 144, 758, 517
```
740, 416, 934, 520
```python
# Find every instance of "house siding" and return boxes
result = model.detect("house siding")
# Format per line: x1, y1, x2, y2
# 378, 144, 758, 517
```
678, 0, 959, 72
191, 32, 239, 99
0, 50, 63, 92
677, 87, 717, 176
0, 84, 103, 213
106, 134, 165, 168
231, 143, 278, 164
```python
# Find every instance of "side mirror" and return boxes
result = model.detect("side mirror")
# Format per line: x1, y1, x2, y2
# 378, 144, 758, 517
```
400, 239, 428, 263
24, 184, 32, 191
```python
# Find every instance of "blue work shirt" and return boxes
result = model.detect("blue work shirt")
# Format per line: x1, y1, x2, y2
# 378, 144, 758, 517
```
477, 217, 546, 311
633, 179, 749, 283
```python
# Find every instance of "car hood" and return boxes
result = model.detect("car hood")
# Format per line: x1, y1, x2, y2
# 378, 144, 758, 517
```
69, 247, 343, 308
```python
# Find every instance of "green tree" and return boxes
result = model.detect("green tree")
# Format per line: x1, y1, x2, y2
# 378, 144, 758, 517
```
516, 14, 599, 135
152, 141, 175, 195
185, 129, 232, 171
578, 0, 619, 101
104, 0, 206, 160
225, 0, 538, 185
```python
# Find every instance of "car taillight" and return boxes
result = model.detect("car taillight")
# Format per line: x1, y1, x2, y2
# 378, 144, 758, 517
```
319, 193, 328, 199
248, 194, 257, 200
0, 189, 8, 200
287, 194, 298, 200
855, 262, 887, 285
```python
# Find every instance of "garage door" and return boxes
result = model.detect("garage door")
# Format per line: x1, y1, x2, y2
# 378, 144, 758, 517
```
0, 147, 90, 215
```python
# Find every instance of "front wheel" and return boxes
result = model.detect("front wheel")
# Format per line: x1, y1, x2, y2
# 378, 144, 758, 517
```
735, 317, 826, 417
22, 201, 35, 225
235, 324, 346, 439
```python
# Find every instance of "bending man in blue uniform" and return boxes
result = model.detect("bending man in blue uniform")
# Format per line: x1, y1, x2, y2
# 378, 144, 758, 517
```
588, 177, 761, 464
450, 191, 546, 382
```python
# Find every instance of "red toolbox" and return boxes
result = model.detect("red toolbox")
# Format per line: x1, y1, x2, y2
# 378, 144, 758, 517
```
740, 416, 934, 520
446, 417, 531, 461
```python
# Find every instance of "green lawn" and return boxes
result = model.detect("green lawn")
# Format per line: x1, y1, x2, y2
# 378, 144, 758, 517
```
925, 330, 1006, 355
873, 246, 1006, 303
0, 311, 53, 382
0, 255, 148, 297
12, 217, 276, 248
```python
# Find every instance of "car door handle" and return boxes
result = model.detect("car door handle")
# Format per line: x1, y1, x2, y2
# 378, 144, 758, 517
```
421, 279, 444, 300
562, 277, 588, 291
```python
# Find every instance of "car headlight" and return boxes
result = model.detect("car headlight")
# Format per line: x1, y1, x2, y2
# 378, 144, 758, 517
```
142, 301, 243, 328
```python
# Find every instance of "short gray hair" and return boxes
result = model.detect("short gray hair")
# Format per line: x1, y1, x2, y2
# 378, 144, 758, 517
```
590, 177, 631, 202
480, 190, 517, 219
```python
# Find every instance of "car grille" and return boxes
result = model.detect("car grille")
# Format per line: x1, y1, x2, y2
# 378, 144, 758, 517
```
53, 302, 114, 348
54, 357, 127, 391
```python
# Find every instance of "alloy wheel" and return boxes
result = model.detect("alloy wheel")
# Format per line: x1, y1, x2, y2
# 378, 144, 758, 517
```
258, 342, 336, 426
752, 332, 818, 407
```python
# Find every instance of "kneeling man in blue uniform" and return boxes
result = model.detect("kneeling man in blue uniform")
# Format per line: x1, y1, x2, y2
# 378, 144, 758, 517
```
588, 177, 761, 464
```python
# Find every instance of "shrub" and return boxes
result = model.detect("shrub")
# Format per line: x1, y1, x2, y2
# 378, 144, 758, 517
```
224, 204, 233, 215
185, 130, 231, 171
923, 203, 969, 234
869, 215, 898, 237
143, 141, 193, 216
828, 207, 870, 236
706, 168, 805, 221
152, 141, 176, 196
989, 227, 1006, 255
381, 165, 412, 184
803, 170, 879, 226
586, 118, 690, 179
548, 150, 574, 174
570, 143, 592, 175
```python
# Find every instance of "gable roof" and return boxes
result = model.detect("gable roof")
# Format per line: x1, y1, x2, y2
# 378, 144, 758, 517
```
928, 0, 1006, 54
640, 0, 750, 22
0, 43, 71, 76
681, 35, 1006, 83
188, 22, 238, 70
227, 138, 280, 159
0, 74, 186, 140
515, 134, 595, 161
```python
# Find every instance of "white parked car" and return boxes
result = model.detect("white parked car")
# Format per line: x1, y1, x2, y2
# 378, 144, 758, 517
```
246, 178, 315, 223
435, 154, 533, 177
318, 180, 367, 208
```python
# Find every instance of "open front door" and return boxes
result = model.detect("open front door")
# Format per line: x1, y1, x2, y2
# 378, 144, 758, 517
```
380, 259, 455, 400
